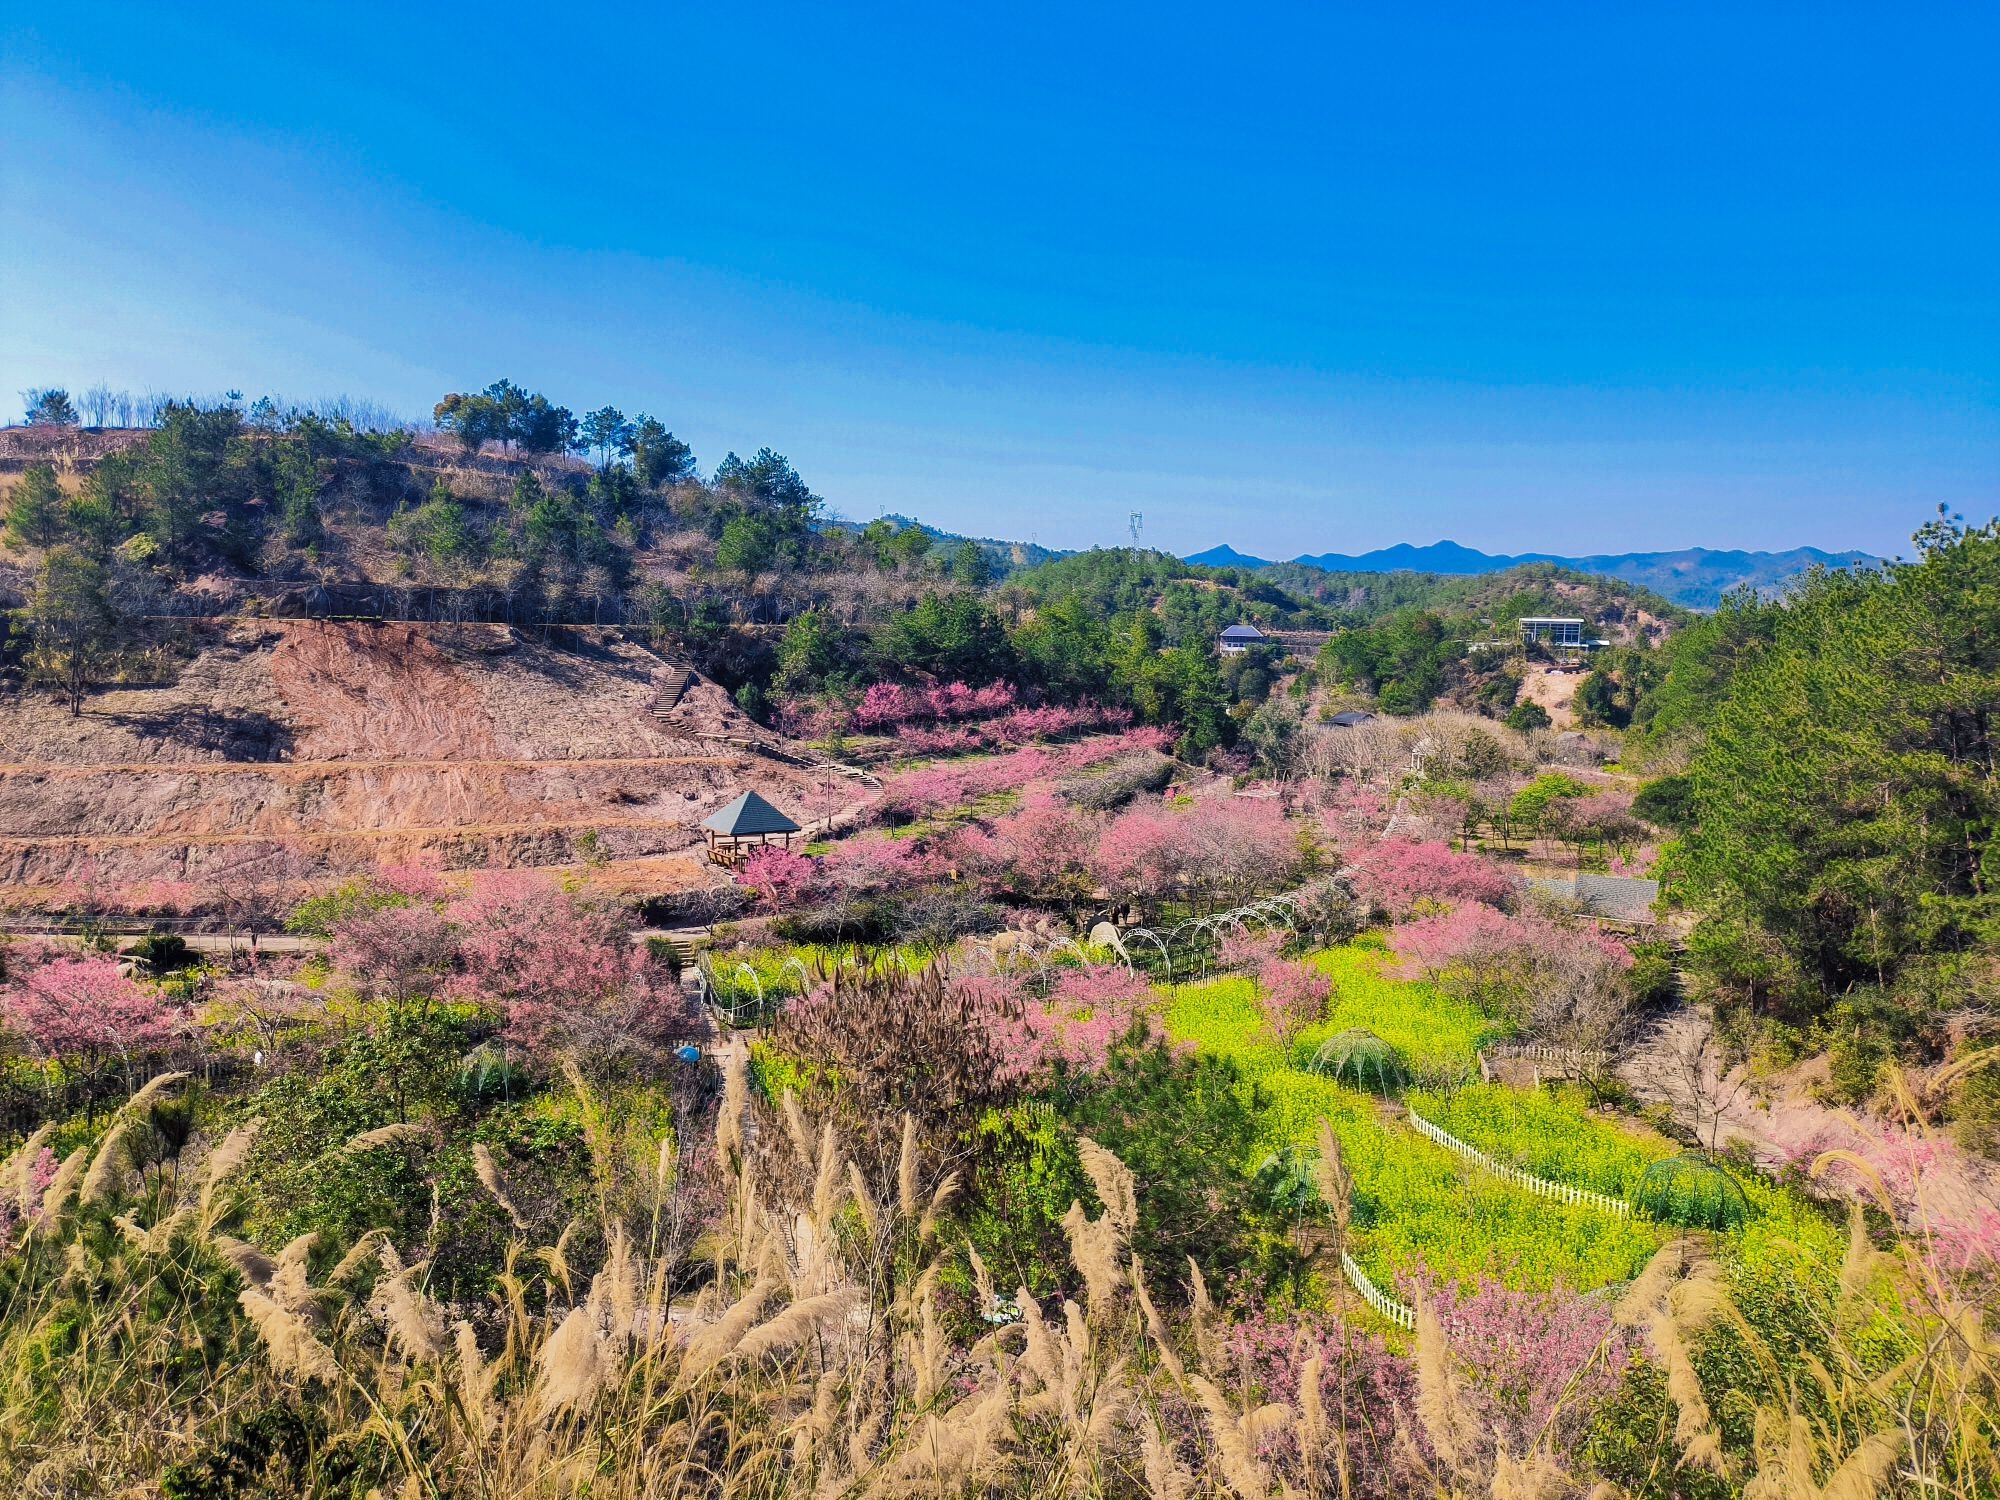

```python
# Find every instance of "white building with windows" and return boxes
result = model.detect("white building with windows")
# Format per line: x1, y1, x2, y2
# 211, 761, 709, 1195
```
1519, 616, 1585, 648
1218, 623, 1269, 656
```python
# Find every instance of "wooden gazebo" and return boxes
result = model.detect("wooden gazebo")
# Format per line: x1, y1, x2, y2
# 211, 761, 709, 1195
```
702, 791, 802, 866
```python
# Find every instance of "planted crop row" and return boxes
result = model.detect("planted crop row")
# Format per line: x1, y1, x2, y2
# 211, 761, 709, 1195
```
1297, 945, 1501, 1074
1160, 957, 1660, 1293
1256, 1068, 1661, 1292
1406, 1082, 1672, 1199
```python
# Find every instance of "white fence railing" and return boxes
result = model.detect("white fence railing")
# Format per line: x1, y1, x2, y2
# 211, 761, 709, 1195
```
1406, 1109, 1631, 1217
1480, 1042, 1610, 1070
1340, 1251, 1415, 1330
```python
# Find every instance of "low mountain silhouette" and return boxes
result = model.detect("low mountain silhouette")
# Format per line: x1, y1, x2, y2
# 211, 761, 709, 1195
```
1183, 539, 1877, 608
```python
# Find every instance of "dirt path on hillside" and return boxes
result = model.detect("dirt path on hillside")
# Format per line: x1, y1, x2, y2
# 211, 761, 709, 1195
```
0, 618, 873, 893
0, 755, 742, 776
0, 815, 717, 849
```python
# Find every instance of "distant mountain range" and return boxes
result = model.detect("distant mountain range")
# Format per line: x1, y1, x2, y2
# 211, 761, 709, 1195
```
1182, 540, 1879, 609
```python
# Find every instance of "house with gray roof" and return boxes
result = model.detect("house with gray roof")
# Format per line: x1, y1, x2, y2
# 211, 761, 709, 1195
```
1522, 871, 1660, 926
1218, 623, 1269, 656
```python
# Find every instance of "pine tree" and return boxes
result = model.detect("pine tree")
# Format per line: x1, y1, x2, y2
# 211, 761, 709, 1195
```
25, 546, 122, 715
23, 388, 78, 426
1677, 512, 2000, 1017
4, 463, 65, 549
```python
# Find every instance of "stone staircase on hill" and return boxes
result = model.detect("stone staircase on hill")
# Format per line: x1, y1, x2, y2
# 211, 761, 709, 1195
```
642, 927, 707, 966
690, 731, 881, 787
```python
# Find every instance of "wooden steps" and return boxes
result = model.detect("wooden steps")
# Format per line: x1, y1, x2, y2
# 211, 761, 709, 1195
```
651, 667, 695, 718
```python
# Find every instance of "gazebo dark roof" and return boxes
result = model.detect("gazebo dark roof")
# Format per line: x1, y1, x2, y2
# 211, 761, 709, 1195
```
1328, 710, 1377, 727
702, 791, 801, 838
1219, 623, 1267, 641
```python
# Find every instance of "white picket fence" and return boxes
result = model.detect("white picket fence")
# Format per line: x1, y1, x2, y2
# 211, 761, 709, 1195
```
1340, 1251, 1415, 1330
1481, 1042, 1610, 1070
1406, 1109, 1631, 1217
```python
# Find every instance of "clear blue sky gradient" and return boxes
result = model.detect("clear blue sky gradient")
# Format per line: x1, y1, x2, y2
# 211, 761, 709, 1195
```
3, 3, 1994, 559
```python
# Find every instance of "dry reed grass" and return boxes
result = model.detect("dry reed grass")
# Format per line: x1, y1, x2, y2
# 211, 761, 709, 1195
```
0, 1065, 1991, 1498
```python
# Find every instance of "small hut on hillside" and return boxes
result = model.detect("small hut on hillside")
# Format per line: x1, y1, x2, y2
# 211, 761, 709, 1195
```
1218, 623, 1269, 656
702, 790, 802, 866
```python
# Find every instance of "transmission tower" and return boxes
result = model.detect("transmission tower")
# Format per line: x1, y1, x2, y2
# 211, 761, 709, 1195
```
1128, 511, 1144, 545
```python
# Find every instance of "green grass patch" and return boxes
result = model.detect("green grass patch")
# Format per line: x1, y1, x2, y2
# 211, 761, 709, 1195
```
884, 788, 1022, 840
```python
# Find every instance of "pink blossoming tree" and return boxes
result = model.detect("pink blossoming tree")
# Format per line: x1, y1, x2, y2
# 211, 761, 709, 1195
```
1404, 1274, 1636, 1460
1350, 839, 1516, 919
331, 902, 458, 1004
1258, 952, 1334, 1053
965, 792, 1098, 906
735, 847, 822, 909
1092, 796, 1308, 918
445, 873, 683, 1057
1392, 902, 1635, 1054
968, 965, 1159, 1083
0, 955, 182, 1081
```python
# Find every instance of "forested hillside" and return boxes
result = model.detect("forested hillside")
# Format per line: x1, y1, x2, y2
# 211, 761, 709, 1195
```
1628, 511, 2000, 1127
1190, 538, 1880, 609
4, 384, 1672, 764
1, 391, 1995, 1500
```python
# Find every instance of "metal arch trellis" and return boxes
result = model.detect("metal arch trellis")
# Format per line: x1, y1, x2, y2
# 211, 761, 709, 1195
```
694, 954, 724, 1024
957, 881, 1333, 997
1119, 888, 1312, 986
1030, 937, 1090, 997
693, 956, 754, 1031
1255, 892, 1307, 928
1162, 918, 1215, 977
1046, 938, 1095, 995
731, 963, 766, 1026
1121, 926, 1175, 986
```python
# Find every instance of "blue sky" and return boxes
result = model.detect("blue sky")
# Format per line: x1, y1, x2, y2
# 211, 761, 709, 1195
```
3, 3, 1994, 559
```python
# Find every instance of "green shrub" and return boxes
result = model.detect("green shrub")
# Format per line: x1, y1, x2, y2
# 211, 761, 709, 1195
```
643, 936, 684, 979
129, 933, 192, 973
1625, 943, 1680, 1007
1631, 773, 1694, 832
1947, 1062, 2000, 1155
285, 878, 407, 938
1061, 1029, 1276, 1295
957, 1101, 1088, 1304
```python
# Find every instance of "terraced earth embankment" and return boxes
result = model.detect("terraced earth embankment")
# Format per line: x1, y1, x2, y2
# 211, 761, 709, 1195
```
0, 619, 867, 901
